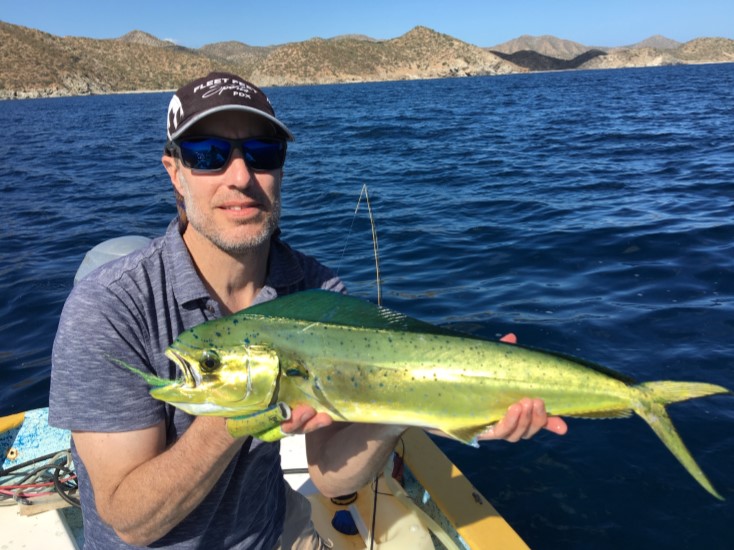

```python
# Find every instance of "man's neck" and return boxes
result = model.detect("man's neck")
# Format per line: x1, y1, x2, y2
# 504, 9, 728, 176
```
182, 229, 270, 315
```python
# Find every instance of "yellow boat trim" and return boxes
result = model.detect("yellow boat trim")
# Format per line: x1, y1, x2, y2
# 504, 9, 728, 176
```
401, 427, 529, 550
0, 412, 26, 434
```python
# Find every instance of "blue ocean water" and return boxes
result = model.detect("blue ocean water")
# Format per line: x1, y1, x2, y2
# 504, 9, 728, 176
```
2, 64, 733, 548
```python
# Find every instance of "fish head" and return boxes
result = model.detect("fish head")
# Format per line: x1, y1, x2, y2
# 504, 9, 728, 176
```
154, 331, 281, 417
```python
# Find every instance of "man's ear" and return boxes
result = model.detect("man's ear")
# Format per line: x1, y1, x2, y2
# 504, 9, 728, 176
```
162, 154, 183, 194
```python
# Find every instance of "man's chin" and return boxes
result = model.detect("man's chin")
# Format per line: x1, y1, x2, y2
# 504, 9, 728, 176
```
213, 224, 277, 254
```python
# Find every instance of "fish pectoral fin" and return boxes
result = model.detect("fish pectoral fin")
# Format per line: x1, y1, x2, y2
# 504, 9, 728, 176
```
441, 425, 492, 448
308, 376, 347, 420
252, 425, 290, 443
226, 402, 292, 440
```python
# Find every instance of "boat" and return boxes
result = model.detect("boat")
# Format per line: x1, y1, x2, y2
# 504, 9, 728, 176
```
0, 236, 529, 549
1, 407, 527, 549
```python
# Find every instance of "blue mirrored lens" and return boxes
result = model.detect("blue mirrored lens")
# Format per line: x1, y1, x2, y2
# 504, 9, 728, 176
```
179, 138, 232, 171
177, 138, 286, 171
242, 139, 287, 170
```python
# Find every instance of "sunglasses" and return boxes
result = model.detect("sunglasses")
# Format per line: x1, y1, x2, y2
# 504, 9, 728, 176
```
168, 136, 287, 172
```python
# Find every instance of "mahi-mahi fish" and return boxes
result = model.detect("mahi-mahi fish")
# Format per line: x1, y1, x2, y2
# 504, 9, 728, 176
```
116, 290, 731, 499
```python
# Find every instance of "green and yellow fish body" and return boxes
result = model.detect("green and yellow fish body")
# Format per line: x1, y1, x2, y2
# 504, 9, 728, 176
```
117, 290, 730, 499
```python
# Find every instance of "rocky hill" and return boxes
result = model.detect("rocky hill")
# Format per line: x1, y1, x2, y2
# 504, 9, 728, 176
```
675, 37, 734, 61
250, 26, 520, 86
489, 34, 591, 60
623, 34, 681, 50
488, 33, 733, 72
581, 37, 734, 70
198, 41, 274, 77
0, 22, 237, 98
1, 20, 733, 99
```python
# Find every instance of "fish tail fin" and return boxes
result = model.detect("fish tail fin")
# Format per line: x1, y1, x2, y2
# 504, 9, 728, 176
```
639, 380, 730, 405
634, 381, 730, 500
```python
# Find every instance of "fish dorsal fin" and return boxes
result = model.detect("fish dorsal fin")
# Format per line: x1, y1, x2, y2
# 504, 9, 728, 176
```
243, 290, 463, 337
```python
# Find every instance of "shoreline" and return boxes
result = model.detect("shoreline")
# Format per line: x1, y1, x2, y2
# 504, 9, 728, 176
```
2, 59, 732, 101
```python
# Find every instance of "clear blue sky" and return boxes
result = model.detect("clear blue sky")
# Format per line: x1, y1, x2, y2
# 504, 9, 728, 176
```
2, 0, 731, 48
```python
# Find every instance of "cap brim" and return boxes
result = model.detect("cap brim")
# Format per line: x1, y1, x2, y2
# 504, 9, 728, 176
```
169, 105, 295, 142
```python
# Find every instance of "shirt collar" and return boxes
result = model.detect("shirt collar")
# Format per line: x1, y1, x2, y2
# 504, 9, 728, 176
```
163, 218, 305, 309
164, 219, 210, 308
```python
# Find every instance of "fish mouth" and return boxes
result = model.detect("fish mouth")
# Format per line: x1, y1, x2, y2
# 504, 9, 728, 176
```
165, 348, 202, 388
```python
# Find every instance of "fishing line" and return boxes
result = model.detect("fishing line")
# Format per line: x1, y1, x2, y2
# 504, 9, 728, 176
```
336, 184, 383, 550
337, 184, 382, 305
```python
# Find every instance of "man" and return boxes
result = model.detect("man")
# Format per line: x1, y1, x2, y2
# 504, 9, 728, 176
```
50, 72, 566, 549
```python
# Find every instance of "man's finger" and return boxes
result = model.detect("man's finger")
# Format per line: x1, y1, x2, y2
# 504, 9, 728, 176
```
544, 416, 568, 435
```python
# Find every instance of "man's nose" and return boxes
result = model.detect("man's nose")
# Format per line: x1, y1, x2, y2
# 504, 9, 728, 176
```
226, 148, 254, 186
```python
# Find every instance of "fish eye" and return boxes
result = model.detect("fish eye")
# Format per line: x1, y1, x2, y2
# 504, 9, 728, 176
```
200, 350, 221, 372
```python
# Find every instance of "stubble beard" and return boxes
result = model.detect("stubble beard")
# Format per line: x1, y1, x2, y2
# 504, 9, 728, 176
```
178, 168, 281, 256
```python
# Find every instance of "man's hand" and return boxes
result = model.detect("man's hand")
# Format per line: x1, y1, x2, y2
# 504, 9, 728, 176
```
280, 405, 333, 436
487, 332, 567, 442
478, 397, 568, 442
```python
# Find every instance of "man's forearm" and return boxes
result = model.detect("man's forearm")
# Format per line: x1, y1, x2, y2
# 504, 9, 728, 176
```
305, 422, 405, 498
96, 417, 244, 546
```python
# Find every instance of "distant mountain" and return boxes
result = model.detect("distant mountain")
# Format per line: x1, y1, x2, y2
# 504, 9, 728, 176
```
198, 41, 274, 77
490, 35, 592, 60
250, 26, 521, 86
623, 35, 681, 50
1, 21, 733, 99
327, 34, 378, 42
117, 30, 175, 48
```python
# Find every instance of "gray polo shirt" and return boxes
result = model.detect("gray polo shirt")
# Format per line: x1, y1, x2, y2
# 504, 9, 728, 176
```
49, 219, 345, 549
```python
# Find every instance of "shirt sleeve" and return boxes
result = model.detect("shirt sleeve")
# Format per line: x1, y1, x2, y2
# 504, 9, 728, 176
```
49, 277, 165, 432
294, 246, 348, 294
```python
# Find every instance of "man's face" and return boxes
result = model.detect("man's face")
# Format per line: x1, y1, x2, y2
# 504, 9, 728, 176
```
163, 111, 283, 255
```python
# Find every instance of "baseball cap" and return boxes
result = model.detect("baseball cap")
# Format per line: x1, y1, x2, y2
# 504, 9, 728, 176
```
166, 72, 294, 142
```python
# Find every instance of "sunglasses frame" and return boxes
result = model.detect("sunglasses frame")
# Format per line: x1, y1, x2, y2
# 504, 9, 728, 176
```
166, 135, 287, 173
